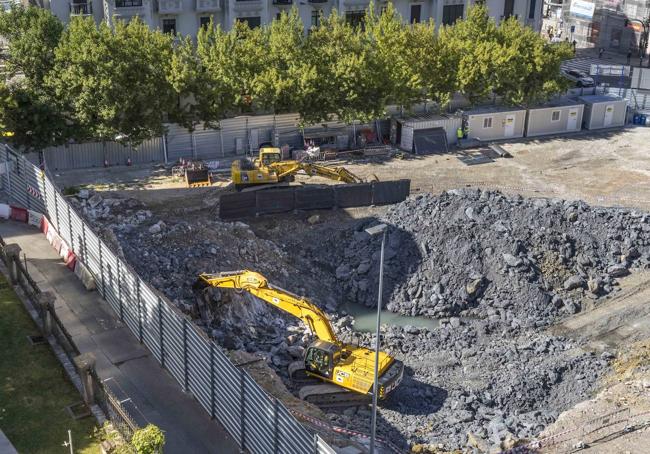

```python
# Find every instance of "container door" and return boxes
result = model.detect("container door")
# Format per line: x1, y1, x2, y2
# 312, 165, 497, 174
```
604, 105, 614, 127
567, 108, 579, 130
504, 114, 516, 137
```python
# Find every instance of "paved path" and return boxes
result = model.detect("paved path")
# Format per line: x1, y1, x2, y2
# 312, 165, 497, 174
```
0, 221, 239, 454
0, 429, 18, 454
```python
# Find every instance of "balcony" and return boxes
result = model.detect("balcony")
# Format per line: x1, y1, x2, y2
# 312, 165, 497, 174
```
158, 0, 182, 13
69, 1, 93, 15
195, 0, 220, 12
273, 0, 292, 5
113, 0, 145, 18
308, 0, 328, 3
233, 0, 262, 12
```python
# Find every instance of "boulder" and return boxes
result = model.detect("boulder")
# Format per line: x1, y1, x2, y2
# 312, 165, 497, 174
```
563, 275, 585, 291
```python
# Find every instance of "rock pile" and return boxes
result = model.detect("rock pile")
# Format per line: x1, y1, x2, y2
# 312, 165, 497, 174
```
335, 189, 650, 326
72, 188, 650, 451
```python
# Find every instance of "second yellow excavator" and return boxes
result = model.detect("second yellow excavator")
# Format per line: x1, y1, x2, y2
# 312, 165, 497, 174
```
193, 270, 404, 406
231, 147, 369, 191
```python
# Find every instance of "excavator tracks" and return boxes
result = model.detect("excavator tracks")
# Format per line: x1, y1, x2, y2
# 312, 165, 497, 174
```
299, 384, 372, 408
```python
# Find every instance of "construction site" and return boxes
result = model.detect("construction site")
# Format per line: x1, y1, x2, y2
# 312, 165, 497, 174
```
31, 125, 648, 453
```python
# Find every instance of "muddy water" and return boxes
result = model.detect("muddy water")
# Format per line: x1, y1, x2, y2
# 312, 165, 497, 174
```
343, 301, 441, 332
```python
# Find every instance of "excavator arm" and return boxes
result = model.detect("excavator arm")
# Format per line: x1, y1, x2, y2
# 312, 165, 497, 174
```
272, 162, 366, 184
194, 270, 338, 344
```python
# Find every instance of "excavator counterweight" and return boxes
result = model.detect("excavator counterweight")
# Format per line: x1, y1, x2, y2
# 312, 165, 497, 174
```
194, 270, 404, 406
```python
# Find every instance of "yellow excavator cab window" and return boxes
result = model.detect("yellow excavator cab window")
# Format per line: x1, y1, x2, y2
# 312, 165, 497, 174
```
306, 347, 332, 378
261, 151, 281, 166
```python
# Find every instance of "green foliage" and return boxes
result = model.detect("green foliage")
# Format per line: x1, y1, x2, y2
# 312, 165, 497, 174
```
1, 4, 575, 147
493, 18, 574, 106
0, 5, 63, 86
46, 17, 178, 145
130, 424, 165, 454
301, 9, 383, 124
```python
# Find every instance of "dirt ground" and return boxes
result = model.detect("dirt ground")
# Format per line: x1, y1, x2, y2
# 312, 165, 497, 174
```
54, 127, 650, 213
52, 126, 650, 452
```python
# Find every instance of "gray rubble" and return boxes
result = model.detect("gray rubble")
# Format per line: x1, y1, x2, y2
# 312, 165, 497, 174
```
70, 188, 650, 451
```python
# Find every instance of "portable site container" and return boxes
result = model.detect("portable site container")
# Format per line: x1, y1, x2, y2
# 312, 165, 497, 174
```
578, 94, 627, 130
525, 100, 584, 137
390, 113, 461, 155
464, 107, 527, 141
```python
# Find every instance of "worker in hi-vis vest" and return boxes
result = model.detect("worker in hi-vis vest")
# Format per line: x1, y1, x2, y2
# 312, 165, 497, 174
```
456, 127, 463, 146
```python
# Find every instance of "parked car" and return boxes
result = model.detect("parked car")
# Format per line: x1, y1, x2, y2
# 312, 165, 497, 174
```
563, 69, 595, 88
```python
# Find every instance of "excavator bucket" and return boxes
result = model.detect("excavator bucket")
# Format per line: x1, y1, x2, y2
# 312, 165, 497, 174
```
185, 168, 211, 188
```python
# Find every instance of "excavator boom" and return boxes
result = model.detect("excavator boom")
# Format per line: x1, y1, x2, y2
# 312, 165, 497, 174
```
272, 162, 364, 184
195, 270, 338, 343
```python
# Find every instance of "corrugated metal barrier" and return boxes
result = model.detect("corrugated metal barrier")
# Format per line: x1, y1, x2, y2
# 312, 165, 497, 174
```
219, 179, 411, 220
0, 143, 334, 454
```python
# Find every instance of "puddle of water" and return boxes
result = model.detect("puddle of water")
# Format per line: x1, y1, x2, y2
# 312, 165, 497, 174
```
343, 301, 441, 333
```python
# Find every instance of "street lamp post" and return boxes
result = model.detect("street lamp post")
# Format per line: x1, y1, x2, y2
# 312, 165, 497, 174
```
364, 223, 387, 454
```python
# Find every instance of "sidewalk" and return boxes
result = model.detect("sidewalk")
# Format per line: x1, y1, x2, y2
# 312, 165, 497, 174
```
0, 221, 239, 454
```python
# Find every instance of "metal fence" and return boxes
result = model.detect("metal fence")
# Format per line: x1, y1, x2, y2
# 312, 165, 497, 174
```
0, 143, 334, 454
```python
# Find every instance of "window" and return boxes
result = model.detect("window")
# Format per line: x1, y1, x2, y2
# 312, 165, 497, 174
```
162, 18, 176, 35
503, 0, 515, 18
311, 9, 320, 28
529, 0, 537, 19
442, 4, 464, 25
551, 110, 561, 122
115, 0, 142, 6
483, 117, 493, 128
345, 11, 365, 29
237, 16, 261, 28
410, 4, 421, 24
276, 12, 282, 21
200, 16, 212, 29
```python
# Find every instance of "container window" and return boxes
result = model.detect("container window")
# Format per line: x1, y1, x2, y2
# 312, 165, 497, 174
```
551, 110, 561, 122
483, 117, 493, 128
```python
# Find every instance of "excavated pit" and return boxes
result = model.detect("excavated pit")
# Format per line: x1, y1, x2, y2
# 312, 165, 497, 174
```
70, 188, 650, 451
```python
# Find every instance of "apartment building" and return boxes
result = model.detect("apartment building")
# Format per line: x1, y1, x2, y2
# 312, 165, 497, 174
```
17, 0, 543, 38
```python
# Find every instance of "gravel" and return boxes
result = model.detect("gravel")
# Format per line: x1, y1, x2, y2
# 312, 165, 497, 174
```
71, 188, 650, 451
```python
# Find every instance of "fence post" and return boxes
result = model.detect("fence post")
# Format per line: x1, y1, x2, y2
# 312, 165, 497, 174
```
53, 191, 60, 231
240, 370, 246, 451
81, 222, 87, 263
4, 244, 21, 284
183, 318, 189, 392
158, 297, 165, 368
67, 205, 73, 251
273, 398, 279, 453
99, 241, 106, 298
117, 261, 123, 321
210, 342, 215, 419
137, 278, 143, 344
74, 352, 97, 405
36, 291, 56, 337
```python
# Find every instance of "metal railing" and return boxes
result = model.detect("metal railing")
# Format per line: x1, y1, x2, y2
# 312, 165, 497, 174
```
0, 236, 141, 443
0, 143, 335, 454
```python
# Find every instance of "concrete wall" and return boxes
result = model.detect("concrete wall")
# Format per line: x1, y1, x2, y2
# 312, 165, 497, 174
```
466, 110, 526, 141
525, 104, 584, 137
584, 100, 627, 129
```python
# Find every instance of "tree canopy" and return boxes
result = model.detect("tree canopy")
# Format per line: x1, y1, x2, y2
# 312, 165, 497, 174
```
0, 4, 573, 150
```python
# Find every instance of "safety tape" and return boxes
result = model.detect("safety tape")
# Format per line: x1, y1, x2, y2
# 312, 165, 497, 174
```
289, 408, 404, 454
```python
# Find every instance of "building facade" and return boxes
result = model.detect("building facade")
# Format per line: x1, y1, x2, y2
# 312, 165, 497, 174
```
554, 0, 650, 54
15, 0, 543, 38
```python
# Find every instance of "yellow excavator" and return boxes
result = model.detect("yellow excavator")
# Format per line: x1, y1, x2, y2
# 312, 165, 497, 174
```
231, 147, 368, 191
193, 270, 404, 406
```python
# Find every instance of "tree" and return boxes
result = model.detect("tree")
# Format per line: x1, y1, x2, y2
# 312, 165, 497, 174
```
130, 424, 165, 454
301, 10, 383, 124
46, 17, 178, 145
493, 18, 573, 106
0, 82, 73, 151
441, 5, 499, 104
364, 3, 422, 110
0, 5, 63, 87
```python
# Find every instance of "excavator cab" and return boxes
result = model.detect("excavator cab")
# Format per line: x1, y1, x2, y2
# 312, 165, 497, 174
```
259, 148, 282, 167
304, 341, 340, 379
